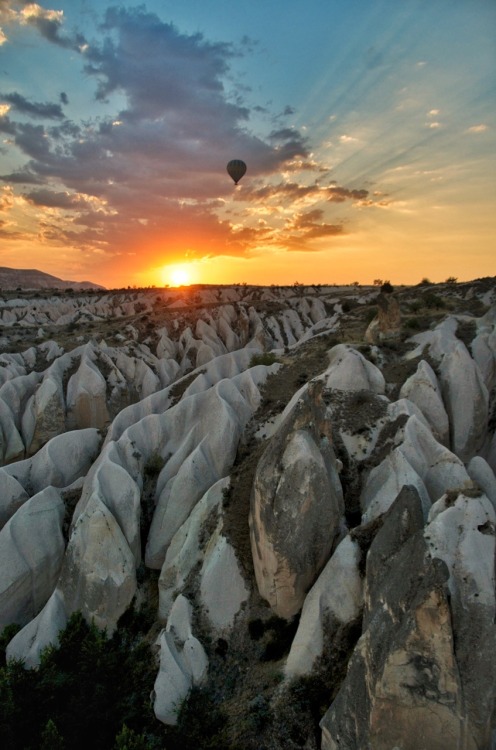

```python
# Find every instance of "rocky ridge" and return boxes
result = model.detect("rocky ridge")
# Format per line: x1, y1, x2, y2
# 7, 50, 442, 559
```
0, 278, 495, 749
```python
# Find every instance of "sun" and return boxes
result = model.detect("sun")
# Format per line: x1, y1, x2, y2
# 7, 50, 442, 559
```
169, 266, 190, 287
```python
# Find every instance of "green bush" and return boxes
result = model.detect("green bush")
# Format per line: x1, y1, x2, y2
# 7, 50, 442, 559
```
0, 613, 163, 750
249, 352, 278, 367
422, 292, 445, 309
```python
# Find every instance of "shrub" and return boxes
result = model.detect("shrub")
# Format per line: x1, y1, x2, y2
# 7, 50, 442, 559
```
422, 292, 445, 309
0, 612, 163, 750
166, 687, 228, 750
249, 352, 278, 367
144, 452, 165, 476
380, 281, 393, 294
404, 317, 422, 331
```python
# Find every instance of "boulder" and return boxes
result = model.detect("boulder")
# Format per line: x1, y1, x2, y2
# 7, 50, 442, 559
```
471, 308, 496, 391
397, 415, 470, 502
361, 448, 430, 522
250, 381, 344, 618
28, 372, 66, 454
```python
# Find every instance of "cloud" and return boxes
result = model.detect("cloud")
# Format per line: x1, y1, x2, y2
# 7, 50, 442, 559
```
466, 124, 488, 134
20, 2, 85, 50
0, 1, 85, 49
0, 4, 366, 267
241, 182, 368, 205
0, 91, 65, 119
24, 188, 104, 210
0, 168, 44, 184
287, 208, 343, 240
0, 184, 14, 210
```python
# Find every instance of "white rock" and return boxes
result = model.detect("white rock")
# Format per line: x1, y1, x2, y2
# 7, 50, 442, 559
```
440, 341, 488, 461
6, 588, 67, 668
2, 428, 102, 494
399, 360, 449, 445
285, 536, 363, 678
325, 344, 385, 394
398, 416, 470, 502
0, 473, 29, 529
153, 595, 208, 726
426, 491, 496, 608
467, 456, 496, 512
66, 357, 110, 429
361, 448, 431, 522
159, 478, 228, 621
146, 378, 262, 568
57, 494, 136, 632
0, 487, 65, 628
200, 534, 249, 631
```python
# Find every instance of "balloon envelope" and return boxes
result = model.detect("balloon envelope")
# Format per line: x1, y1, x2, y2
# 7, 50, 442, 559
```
227, 159, 247, 184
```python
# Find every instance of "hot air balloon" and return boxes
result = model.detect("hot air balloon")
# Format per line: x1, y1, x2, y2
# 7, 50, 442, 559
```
227, 159, 247, 185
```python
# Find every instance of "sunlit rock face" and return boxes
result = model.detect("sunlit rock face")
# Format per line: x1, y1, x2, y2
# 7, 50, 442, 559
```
250, 381, 344, 619
365, 291, 402, 344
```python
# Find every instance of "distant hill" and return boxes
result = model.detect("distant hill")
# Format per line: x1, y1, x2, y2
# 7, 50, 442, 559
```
0, 266, 105, 291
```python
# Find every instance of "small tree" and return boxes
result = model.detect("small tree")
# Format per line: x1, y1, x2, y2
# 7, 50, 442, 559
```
113, 724, 150, 750
40, 719, 65, 750
380, 281, 394, 294
445, 276, 458, 285
373, 279, 383, 286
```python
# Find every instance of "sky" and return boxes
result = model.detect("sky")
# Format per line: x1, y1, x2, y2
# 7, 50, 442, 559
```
0, 0, 494, 289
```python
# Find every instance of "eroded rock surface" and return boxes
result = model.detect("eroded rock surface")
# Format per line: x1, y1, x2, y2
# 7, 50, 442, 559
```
0, 280, 494, 748
250, 381, 344, 618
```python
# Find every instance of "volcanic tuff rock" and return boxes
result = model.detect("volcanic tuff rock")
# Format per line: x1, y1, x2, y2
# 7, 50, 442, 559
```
0, 279, 495, 747
0, 487, 65, 629
321, 486, 492, 750
249, 380, 344, 619
364, 290, 402, 343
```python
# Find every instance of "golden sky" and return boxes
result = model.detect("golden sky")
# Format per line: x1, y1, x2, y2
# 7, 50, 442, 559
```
0, 1, 494, 288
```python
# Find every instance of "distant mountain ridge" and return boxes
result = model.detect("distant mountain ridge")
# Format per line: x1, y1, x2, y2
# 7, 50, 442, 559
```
0, 266, 105, 290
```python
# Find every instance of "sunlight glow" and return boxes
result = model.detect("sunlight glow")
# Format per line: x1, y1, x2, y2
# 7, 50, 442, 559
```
167, 266, 191, 287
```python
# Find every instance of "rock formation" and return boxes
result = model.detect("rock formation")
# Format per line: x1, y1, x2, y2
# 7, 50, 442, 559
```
0, 279, 495, 748
249, 380, 344, 619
